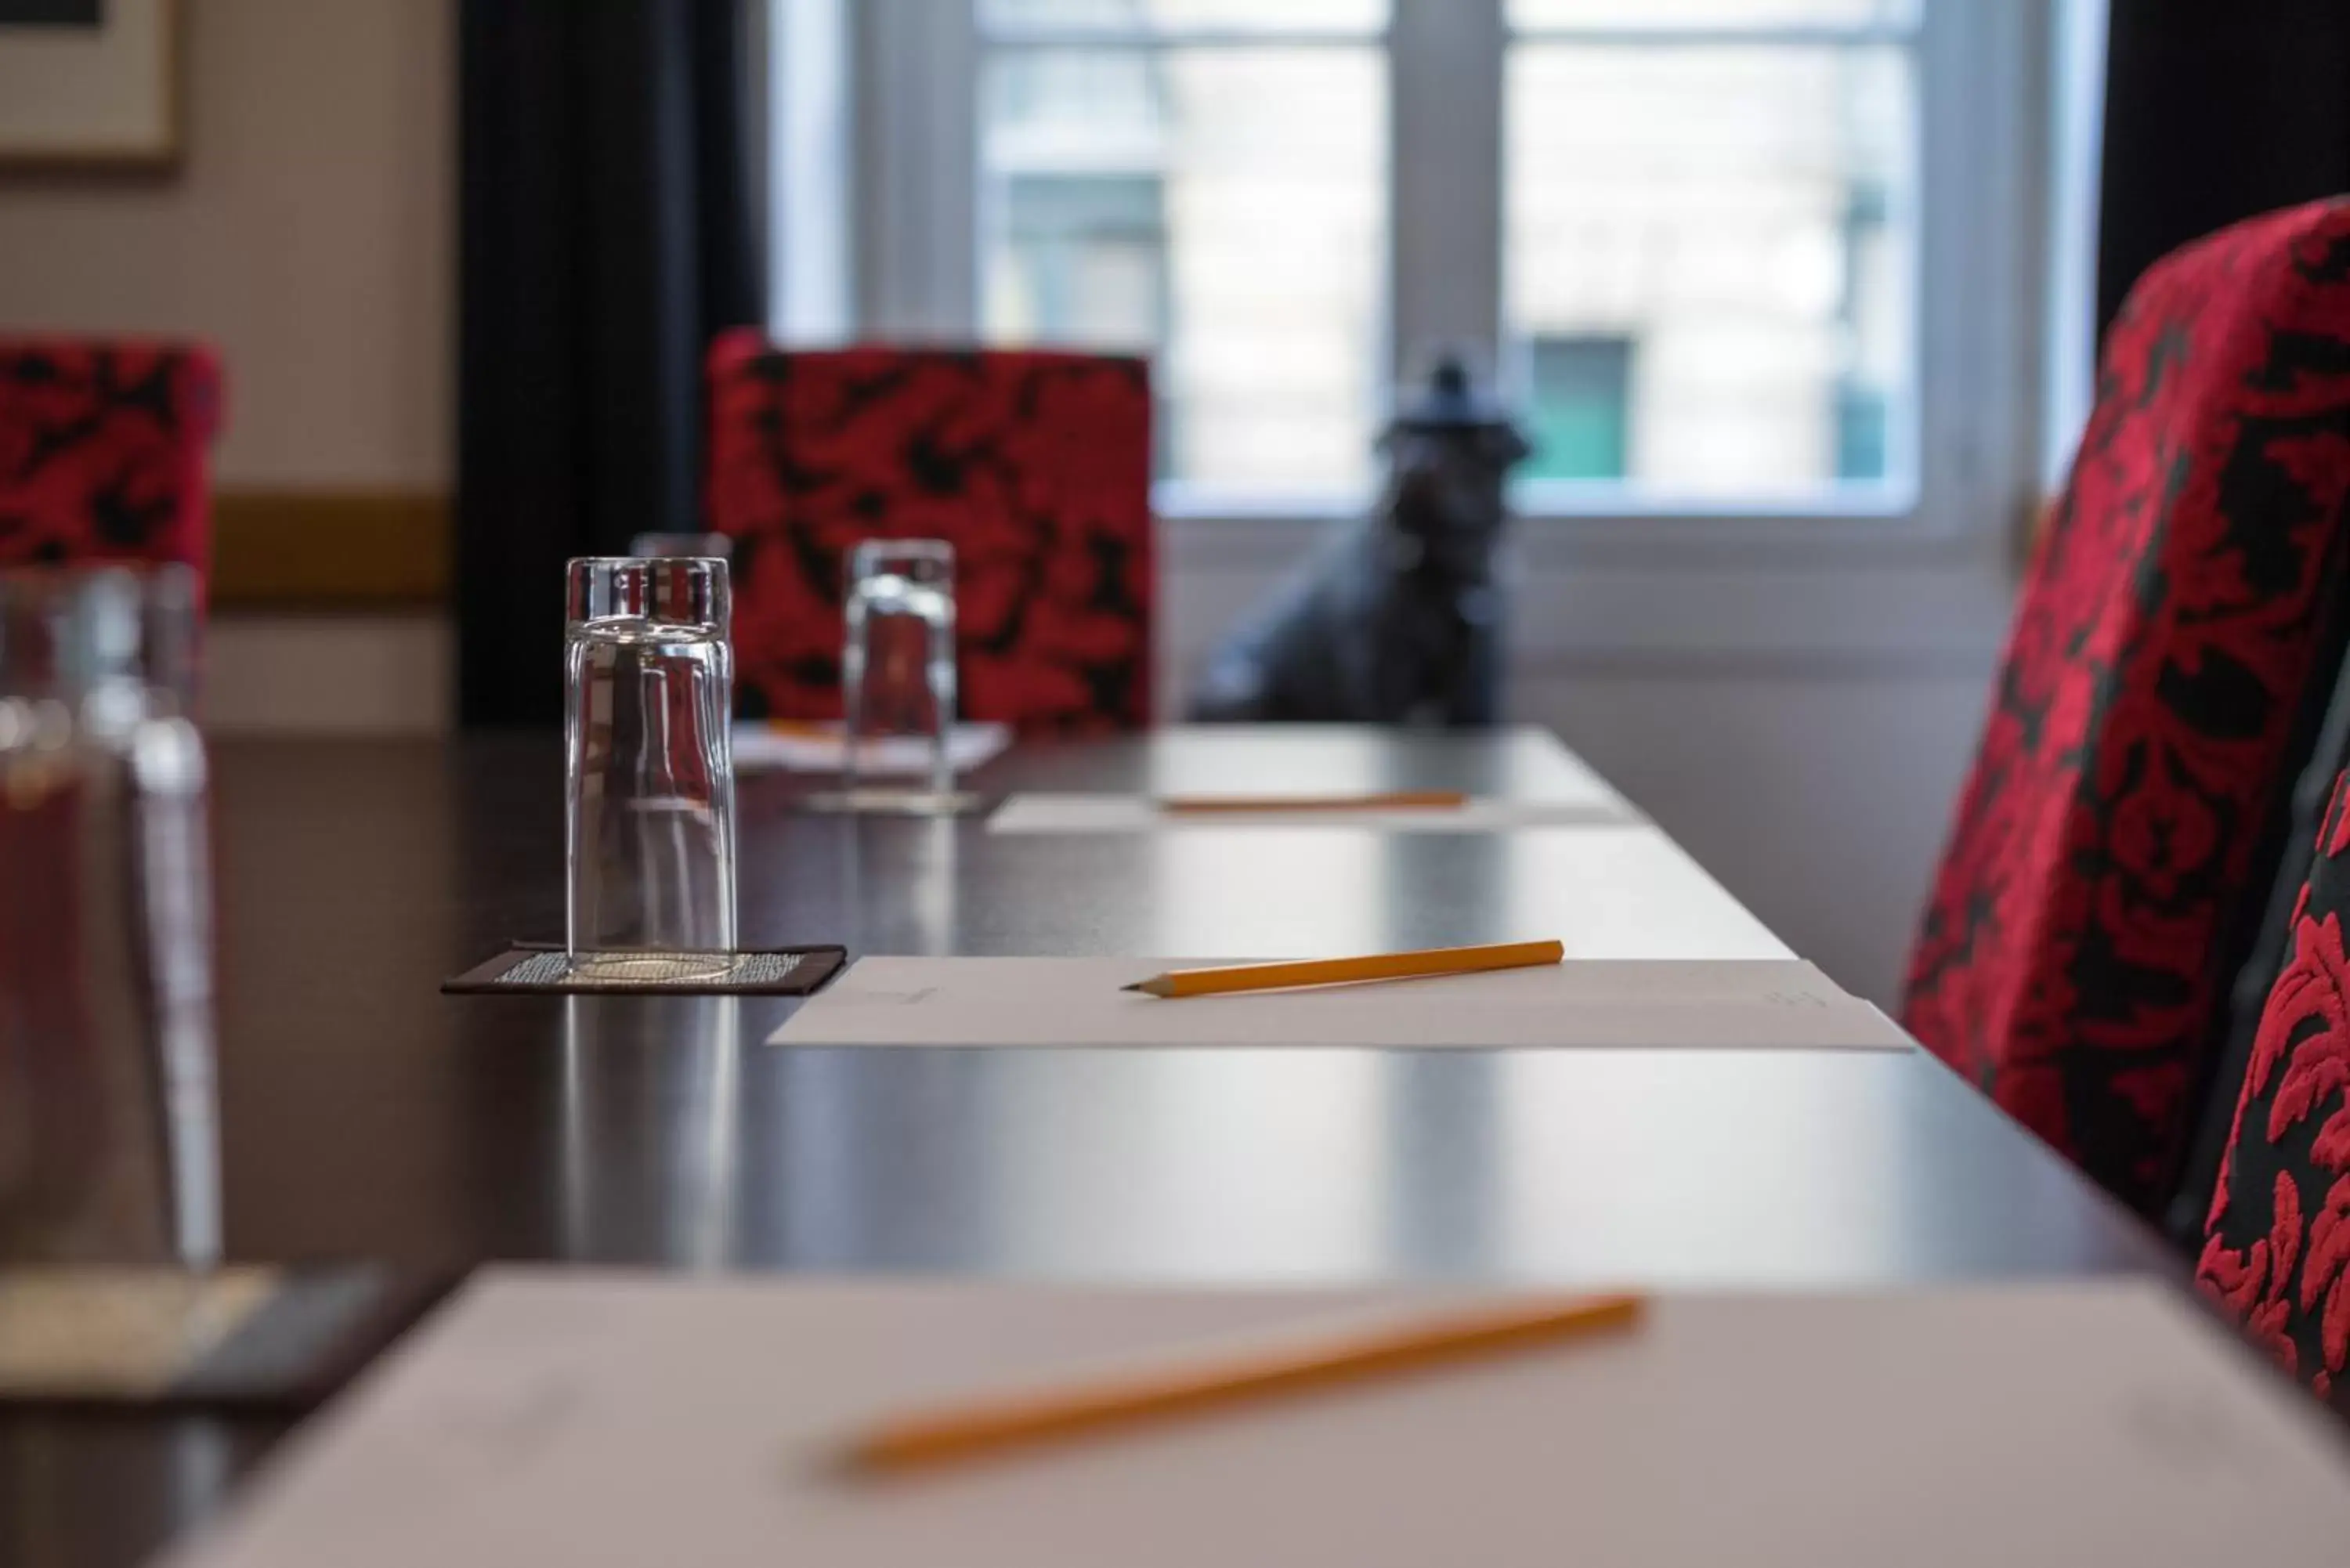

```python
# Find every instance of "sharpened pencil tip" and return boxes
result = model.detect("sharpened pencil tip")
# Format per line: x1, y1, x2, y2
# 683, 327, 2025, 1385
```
1119, 981, 1147, 993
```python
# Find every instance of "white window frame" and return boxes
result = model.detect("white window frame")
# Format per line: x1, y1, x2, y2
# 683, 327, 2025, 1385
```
851, 0, 2043, 547
819, 0, 2057, 681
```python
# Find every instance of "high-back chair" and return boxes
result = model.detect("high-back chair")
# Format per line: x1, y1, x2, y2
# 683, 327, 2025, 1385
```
1904, 198, 2350, 1216
0, 337, 223, 587
2200, 764, 2350, 1415
703, 331, 1155, 734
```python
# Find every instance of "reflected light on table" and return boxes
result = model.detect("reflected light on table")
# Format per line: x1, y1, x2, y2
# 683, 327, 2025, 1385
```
680, 999, 745, 1270
1495, 827, 1794, 960
770, 1049, 1001, 1267
559, 999, 593, 1259
1143, 828, 1397, 957
559, 996, 750, 1269
1495, 1051, 1910, 1284
910, 815, 958, 955
981, 1050, 1391, 1280
834, 811, 962, 956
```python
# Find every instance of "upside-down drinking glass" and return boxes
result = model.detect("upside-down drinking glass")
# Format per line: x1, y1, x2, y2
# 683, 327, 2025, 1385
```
842, 539, 958, 801
564, 557, 738, 979
0, 565, 219, 1266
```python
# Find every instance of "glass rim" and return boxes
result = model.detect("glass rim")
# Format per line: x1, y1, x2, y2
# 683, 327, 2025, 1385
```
566, 555, 731, 571
566, 554, 732, 634
848, 538, 956, 561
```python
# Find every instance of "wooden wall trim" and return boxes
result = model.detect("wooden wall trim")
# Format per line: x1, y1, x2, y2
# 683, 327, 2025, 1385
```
212, 490, 449, 609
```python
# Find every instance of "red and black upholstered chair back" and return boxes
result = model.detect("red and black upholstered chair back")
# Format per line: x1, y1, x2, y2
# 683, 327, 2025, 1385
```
703, 331, 1155, 734
2200, 765, 2350, 1415
1904, 198, 2350, 1214
0, 337, 223, 588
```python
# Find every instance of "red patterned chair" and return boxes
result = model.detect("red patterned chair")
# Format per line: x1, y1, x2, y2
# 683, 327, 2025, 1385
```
2200, 766, 2350, 1414
0, 336, 223, 588
1904, 199, 2350, 1216
703, 332, 1155, 733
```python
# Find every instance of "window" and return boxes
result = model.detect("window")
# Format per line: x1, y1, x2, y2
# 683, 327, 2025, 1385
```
841, 0, 2012, 529
978, 1, 1389, 497
1505, 2, 1918, 500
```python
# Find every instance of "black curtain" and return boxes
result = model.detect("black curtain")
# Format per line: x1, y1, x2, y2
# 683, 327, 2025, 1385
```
457, 0, 763, 726
2096, 2, 2350, 338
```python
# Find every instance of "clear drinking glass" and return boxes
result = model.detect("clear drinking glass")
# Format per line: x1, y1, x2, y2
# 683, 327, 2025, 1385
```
842, 539, 958, 801
564, 557, 738, 978
0, 566, 219, 1267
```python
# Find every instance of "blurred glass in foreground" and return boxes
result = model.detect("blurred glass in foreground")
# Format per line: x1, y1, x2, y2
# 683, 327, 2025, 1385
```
0, 565, 218, 1267
565, 557, 739, 979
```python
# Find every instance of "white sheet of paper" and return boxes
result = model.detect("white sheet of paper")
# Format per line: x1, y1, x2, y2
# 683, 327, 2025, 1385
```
766, 956, 1907, 1050
164, 1270, 2350, 1568
989, 793, 1642, 833
732, 721, 1012, 776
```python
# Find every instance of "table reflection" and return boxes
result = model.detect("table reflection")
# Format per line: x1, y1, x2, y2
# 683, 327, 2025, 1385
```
557, 996, 750, 1269
186, 737, 2161, 1293
978, 1050, 1391, 1279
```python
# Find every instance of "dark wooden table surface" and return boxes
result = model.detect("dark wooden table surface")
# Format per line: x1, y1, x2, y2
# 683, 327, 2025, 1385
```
1, 728, 2168, 1568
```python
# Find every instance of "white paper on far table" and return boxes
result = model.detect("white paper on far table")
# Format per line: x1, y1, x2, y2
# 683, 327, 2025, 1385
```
988, 792, 1643, 833
766, 956, 1908, 1050
162, 1269, 2350, 1568
732, 721, 1010, 776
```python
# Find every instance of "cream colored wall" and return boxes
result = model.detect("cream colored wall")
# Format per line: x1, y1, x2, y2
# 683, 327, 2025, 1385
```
0, 0, 451, 486
0, 0, 454, 731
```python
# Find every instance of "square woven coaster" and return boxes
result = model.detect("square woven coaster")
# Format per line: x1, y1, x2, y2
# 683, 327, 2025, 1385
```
442, 945, 846, 996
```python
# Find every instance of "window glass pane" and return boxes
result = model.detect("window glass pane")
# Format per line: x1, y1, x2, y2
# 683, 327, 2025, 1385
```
1524, 337, 1632, 481
982, 47, 1386, 495
984, 0, 1387, 35
1510, 0, 1916, 28
1504, 44, 1915, 496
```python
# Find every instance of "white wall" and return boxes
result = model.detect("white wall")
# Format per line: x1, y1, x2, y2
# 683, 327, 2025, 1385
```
202, 615, 450, 734
0, 0, 454, 732
0, 0, 451, 486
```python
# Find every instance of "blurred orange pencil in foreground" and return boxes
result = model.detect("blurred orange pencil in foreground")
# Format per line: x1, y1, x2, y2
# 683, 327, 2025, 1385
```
841, 1292, 1646, 1476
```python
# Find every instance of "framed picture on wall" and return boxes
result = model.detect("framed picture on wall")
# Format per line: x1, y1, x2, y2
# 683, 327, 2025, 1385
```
0, 0, 179, 171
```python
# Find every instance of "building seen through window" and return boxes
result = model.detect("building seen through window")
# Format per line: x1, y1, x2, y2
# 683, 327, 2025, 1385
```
974, 0, 1918, 506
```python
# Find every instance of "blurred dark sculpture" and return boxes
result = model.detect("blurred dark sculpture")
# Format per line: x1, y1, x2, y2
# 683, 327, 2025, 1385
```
1191, 357, 1531, 726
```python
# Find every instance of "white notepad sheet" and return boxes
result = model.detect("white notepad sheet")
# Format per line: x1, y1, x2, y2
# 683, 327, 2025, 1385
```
989, 793, 1642, 833
767, 956, 1910, 1050
166, 1270, 2350, 1568
733, 721, 1012, 776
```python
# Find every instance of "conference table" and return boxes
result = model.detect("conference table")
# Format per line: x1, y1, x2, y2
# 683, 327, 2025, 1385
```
2, 725, 2168, 1568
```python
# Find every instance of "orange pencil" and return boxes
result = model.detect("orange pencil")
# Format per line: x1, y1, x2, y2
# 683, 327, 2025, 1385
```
1157, 790, 1468, 815
841, 1292, 1646, 1476
1122, 939, 1565, 999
